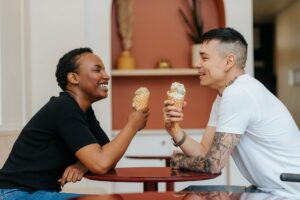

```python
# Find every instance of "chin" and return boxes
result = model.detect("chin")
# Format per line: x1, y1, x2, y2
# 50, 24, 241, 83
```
199, 80, 207, 86
95, 92, 108, 101
99, 94, 108, 100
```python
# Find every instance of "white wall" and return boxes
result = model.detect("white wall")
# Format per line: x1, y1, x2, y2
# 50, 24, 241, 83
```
224, 0, 254, 76
0, 0, 23, 130
22, 0, 112, 133
224, 0, 253, 186
1, 0, 114, 193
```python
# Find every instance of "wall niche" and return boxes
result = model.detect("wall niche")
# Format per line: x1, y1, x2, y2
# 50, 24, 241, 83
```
111, 0, 225, 130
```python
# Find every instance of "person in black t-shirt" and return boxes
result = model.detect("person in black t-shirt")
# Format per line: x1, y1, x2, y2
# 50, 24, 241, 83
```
0, 48, 149, 200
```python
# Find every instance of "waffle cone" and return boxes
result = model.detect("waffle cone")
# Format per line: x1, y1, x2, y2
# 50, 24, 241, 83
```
167, 92, 185, 109
132, 87, 150, 110
167, 92, 185, 133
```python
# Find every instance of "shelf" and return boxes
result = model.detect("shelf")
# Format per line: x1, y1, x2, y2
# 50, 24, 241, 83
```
111, 68, 198, 77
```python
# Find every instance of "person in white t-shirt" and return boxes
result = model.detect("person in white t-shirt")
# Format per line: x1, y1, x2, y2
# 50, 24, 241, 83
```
163, 27, 300, 198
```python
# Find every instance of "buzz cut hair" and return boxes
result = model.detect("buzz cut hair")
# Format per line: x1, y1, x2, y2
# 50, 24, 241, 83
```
199, 27, 248, 68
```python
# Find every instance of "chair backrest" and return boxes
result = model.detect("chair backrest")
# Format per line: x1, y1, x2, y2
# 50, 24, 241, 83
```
280, 173, 300, 182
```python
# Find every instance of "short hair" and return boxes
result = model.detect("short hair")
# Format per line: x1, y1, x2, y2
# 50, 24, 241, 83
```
56, 47, 93, 90
199, 27, 248, 68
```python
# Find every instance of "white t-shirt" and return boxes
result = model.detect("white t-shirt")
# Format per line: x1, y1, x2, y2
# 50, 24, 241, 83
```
208, 74, 300, 198
240, 192, 290, 200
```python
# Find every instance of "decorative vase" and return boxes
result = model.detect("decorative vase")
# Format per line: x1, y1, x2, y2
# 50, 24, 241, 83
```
191, 43, 201, 68
117, 50, 135, 70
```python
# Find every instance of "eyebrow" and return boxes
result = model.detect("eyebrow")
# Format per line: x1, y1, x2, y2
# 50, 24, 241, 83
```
200, 52, 208, 56
93, 64, 105, 69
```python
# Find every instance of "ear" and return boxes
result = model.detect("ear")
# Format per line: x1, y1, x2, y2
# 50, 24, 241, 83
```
224, 53, 235, 72
67, 72, 79, 85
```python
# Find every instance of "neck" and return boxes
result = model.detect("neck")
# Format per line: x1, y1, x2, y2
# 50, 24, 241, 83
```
218, 68, 245, 96
66, 89, 91, 112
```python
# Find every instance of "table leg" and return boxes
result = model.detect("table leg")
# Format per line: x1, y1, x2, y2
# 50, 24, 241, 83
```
143, 182, 158, 191
166, 182, 174, 191
165, 158, 171, 167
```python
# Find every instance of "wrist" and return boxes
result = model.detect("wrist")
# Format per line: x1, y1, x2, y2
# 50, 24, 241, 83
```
171, 130, 187, 147
165, 124, 180, 136
125, 121, 139, 133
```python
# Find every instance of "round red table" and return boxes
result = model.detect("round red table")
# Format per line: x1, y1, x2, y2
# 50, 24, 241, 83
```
84, 167, 220, 192
125, 155, 173, 190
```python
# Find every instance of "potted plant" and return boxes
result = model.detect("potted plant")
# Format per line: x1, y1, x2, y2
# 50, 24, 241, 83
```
179, 0, 203, 67
116, 0, 135, 70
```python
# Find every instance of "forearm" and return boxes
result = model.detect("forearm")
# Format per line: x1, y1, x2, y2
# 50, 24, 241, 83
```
172, 130, 207, 157
100, 122, 137, 166
170, 154, 214, 173
76, 123, 138, 174
171, 132, 240, 174
171, 128, 212, 157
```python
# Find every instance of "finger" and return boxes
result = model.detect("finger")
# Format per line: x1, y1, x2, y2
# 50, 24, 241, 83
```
168, 111, 183, 117
164, 100, 174, 106
66, 169, 75, 183
144, 112, 150, 118
163, 111, 184, 119
71, 171, 79, 183
165, 116, 183, 123
169, 117, 184, 122
131, 106, 137, 111
143, 107, 149, 113
77, 173, 84, 181
60, 168, 71, 186
166, 105, 180, 112
183, 101, 187, 108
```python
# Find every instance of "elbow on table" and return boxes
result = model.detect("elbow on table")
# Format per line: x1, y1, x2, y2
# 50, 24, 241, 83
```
209, 167, 222, 174
89, 161, 114, 174
206, 159, 222, 174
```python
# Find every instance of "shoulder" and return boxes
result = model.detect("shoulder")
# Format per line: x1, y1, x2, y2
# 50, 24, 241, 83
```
43, 92, 83, 120
220, 79, 257, 112
222, 75, 257, 104
222, 85, 250, 104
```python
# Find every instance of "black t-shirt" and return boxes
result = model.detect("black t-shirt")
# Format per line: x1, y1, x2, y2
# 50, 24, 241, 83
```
0, 92, 110, 192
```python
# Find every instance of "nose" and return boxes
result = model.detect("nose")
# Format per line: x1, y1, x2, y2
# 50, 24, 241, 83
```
194, 61, 202, 70
195, 63, 200, 69
102, 70, 110, 81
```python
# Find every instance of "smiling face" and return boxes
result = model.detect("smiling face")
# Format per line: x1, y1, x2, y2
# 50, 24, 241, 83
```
197, 40, 229, 91
73, 52, 110, 102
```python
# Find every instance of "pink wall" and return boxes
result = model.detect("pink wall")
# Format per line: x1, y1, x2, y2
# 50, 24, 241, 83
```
112, 0, 224, 68
112, 76, 217, 130
112, 0, 225, 129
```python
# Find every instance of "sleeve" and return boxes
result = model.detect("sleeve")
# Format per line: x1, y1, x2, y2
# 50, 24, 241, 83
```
207, 96, 220, 127
55, 103, 99, 154
216, 87, 256, 135
86, 107, 110, 146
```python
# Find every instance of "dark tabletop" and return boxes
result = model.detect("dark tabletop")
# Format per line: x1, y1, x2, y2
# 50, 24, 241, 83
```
84, 167, 220, 183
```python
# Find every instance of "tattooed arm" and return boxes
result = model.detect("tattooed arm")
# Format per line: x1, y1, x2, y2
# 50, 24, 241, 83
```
170, 132, 240, 173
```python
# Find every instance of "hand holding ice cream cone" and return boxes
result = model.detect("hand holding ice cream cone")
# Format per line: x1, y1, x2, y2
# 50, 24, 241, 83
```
127, 87, 150, 132
164, 82, 186, 134
132, 87, 150, 110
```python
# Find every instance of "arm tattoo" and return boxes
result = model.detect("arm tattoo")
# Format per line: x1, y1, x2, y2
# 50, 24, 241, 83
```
170, 132, 240, 173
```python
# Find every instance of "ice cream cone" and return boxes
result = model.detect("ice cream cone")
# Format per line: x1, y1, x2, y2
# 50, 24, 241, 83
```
132, 87, 150, 110
166, 82, 186, 133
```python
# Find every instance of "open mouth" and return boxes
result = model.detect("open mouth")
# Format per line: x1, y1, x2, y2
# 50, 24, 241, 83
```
198, 72, 205, 79
99, 82, 108, 90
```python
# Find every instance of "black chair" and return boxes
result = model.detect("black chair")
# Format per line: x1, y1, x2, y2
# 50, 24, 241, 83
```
280, 173, 300, 182
183, 185, 246, 193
